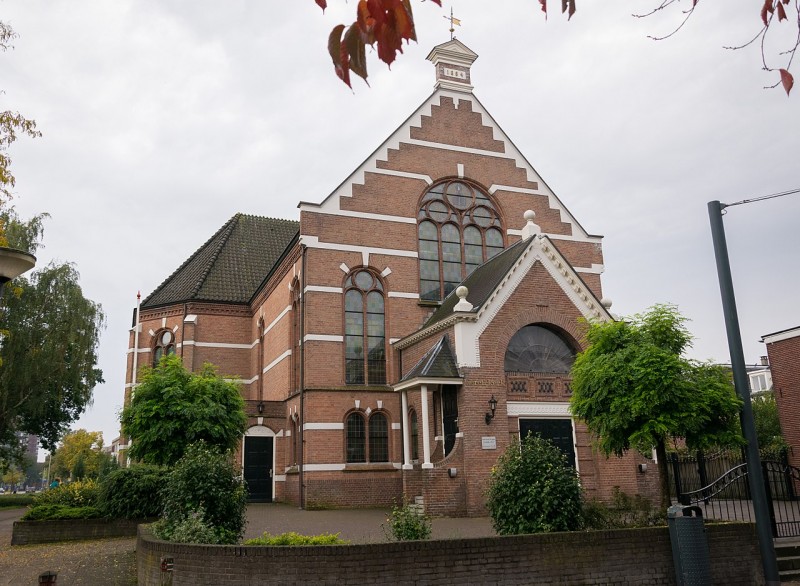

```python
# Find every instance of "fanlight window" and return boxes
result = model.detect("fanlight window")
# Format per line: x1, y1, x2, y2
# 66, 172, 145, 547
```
153, 329, 176, 365
344, 270, 386, 385
504, 325, 576, 374
418, 180, 504, 301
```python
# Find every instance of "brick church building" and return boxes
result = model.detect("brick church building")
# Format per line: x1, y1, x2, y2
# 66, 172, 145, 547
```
121, 39, 658, 515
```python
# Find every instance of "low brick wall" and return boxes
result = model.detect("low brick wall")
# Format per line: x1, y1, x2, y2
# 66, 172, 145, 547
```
137, 522, 763, 585
12, 518, 148, 545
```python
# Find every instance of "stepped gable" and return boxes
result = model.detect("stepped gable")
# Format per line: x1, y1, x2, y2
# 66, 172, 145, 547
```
142, 214, 299, 309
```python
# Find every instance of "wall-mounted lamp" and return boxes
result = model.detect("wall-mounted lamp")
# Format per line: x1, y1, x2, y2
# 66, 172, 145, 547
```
448, 467, 458, 478
257, 401, 264, 415
484, 395, 498, 425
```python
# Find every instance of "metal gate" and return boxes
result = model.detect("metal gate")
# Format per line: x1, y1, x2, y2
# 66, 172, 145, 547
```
671, 450, 800, 538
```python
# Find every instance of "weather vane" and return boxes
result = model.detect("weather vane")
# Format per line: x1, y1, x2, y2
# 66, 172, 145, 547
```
443, 7, 461, 40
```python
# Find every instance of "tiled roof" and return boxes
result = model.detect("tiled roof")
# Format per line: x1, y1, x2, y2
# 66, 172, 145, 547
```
424, 238, 530, 328
142, 214, 299, 308
400, 335, 460, 382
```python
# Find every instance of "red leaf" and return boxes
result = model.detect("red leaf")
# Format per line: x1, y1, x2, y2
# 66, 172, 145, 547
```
429, 0, 441, 5
539, 0, 547, 19
777, 1, 787, 21
328, 24, 351, 88
779, 69, 794, 96
761, 0, 774, 27
344, 23, 368, 82
315, 0, 327, 11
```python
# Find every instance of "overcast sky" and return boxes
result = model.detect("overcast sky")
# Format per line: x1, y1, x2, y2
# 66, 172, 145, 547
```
2, 1, 798, 453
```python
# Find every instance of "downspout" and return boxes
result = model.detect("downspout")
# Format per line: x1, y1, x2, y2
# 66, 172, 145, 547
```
180, 302, 187, 359
298, 244, 307, 510
128, 292, 142, 463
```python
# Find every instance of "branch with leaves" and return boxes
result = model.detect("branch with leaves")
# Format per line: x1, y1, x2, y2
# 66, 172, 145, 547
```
315, 0, 796, 95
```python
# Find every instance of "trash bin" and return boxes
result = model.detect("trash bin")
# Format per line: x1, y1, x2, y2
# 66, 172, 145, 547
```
667, 505, 711, 586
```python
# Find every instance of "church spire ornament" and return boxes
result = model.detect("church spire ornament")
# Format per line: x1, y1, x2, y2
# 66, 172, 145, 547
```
443, 7, 461, 40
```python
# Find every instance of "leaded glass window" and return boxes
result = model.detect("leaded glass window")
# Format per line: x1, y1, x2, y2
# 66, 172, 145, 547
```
346, 413, 366, 463
153, 329, 176, 365
344, 270, 386, 385
504, 325, 576, 374
417, 180, 504, 301
368, 412, 389, 463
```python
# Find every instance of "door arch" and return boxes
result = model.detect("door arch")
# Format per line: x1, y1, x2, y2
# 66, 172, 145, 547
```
243, 425, 275, 502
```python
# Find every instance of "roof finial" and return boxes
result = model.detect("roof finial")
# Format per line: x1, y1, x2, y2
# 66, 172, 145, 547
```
521, 210, 541, 240
454, 285, 473, 312
444, 6, 461, 40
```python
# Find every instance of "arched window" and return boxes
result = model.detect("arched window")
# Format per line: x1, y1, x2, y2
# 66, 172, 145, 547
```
504, 325, 576, 374
409, 409, 419, 461
290, 278, 301, 393
344, 270, 386, 385
345, 411, 389, 463
418, 180, 504, 301
153, 329, 176, 365
346, 413, 366, 463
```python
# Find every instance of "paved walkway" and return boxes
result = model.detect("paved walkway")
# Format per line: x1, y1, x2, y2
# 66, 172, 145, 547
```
244, 503, 496, 543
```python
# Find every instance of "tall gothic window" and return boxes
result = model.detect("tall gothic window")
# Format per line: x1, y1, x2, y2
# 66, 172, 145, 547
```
290, 278, 301, 393
504, 325, 576, 374
153, 329, 176, 365
344, 269, 386, 385
418, 180, 504, 301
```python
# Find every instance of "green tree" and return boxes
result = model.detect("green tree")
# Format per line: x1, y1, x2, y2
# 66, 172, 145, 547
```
2, 465, 23, 489
51, 429, 104, 480
752, 390, 786, 452
485, 434, 583, 535
0, 207, 104, 467
570, 304, 743, 510
1, 21, 41, 202
120, 355, 247, 466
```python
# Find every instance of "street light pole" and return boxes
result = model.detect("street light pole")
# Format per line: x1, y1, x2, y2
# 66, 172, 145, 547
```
708, 200, 779, 585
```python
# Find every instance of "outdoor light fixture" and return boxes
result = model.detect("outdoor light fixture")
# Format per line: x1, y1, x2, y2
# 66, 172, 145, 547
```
485, 395, 498, 425
0, 246, 36, 299
257, 401, 264, 415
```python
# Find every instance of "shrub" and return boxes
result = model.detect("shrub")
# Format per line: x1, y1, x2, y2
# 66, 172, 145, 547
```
33, 480, 99, 508
244, 532, 349, 546
98, 464, 168, 519
0, 494, 34, 508
158, 442, 248, 544
152, 508, 220, 544
582, 488, 664, 530
22, 504, 104, 521
383, 501, 432, 541
486, 434, 583, 535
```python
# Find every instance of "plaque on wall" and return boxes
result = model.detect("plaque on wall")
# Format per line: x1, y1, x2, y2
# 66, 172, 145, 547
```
481, 436, 497, 450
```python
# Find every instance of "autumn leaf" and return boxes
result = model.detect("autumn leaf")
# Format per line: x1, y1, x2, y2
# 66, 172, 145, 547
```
777, 1, 787, 21
344, 23, 368, 82
315, 0, 327, 10
539, 0, 547, 18
780, 68, 794, 95
562, 0, 576, 20
328, 24, 351, 88
761, 0, 774, 26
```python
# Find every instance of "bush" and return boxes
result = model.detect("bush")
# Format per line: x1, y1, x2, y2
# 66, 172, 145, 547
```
33, 480, 99, 508
383, 501, 432, 541
158, 442, 247, 544
98, 464, 168, 519
152, 508, 221, 544
0, 494, 34, 508
22, 504, 104, 521
581, 488, 664, 530
244, 532, 349, 546
486, 435, 583, 535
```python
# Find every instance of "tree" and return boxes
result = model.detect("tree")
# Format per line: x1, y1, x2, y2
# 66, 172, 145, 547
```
315, 1, 796, 95
485, 434, 583, 535
2, 465, 23, 490
51, 429, 104, 480
752, 390, 786, 452
120, 355, 247, 466
0, 207, 105, 467
1, 21, 41, 202
570, 304, 743, 510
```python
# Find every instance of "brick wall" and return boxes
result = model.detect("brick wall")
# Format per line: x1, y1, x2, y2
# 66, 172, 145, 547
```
765, 332, 800, 468
138, 522, 764, 586
12, 518, 146, 545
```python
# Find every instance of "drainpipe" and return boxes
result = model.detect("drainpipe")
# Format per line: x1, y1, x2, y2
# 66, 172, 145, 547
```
180, 302, 187, 359
127, 291, 141, 464
298, 244, 307, 510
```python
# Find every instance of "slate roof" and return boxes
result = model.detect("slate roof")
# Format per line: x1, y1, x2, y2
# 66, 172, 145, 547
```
142, 214, 299, 309
400, 335, 460, 382
424, 238, 530, 328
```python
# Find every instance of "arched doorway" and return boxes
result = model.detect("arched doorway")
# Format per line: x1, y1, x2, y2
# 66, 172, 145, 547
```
243, 426, 274, 502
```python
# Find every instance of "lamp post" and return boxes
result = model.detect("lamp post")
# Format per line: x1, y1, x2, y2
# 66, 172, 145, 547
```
0, 246, 36, 295
708, 200, 779, 585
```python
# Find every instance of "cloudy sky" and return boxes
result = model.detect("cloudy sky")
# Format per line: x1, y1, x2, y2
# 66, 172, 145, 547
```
2, 0, 798, 452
